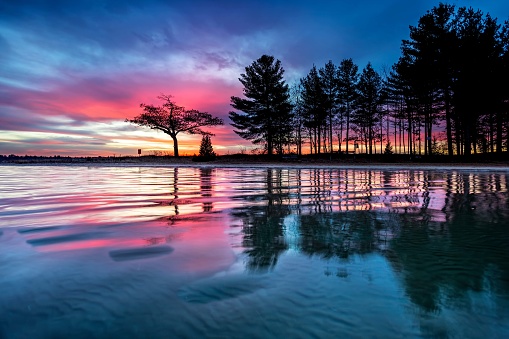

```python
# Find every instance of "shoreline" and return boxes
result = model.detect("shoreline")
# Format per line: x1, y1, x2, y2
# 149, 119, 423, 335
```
2, 157, 509, 172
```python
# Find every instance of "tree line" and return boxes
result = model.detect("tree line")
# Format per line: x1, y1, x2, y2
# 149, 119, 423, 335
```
128, 3, 509, 158
230, 3, 509, 157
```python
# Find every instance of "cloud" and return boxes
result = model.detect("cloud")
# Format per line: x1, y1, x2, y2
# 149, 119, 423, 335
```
2, 0, 509, 156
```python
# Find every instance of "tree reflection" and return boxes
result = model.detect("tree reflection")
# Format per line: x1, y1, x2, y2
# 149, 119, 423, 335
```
230, 168, 509, 314
387, 172, 509, 313
200, 168, 213, 212
231, 169, 290, 271
298, 211, 396, 258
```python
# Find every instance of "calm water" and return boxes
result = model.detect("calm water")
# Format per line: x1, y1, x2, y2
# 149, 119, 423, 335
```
1, 165, 509, 338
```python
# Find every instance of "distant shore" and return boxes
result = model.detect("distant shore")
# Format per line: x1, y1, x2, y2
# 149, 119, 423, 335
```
2, 154, 509, 171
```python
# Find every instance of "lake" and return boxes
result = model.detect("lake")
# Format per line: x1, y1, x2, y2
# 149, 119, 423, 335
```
1, 165, 508, 338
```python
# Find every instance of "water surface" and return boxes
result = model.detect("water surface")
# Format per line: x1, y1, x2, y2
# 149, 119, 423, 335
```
1, 165, 508, 338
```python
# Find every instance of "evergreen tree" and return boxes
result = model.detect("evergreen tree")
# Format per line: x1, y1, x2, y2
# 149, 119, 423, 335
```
229, 55, 293, 155
385, 61, 412, 155
319, 60, 340, 154
289, 83, 306, 156
199, 135, 215, 158
401, 3, 457, 156
301, 65, 327, 154
501, 21, 509, 151
453, 8, 504, 155
337, 58, 359, 154
401, 9, 443, 156
354, 63, 383, 154
384, 141, 394, 155
396, 4, 507, 156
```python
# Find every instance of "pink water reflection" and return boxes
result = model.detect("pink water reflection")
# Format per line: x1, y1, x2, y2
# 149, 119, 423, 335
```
1, 165, 509, 339
2, 166, 505, 272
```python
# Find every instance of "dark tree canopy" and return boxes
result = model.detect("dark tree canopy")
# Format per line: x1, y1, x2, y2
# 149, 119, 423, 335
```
199, 134, 215, 158
354, 62, 383, 154
337, 58, 359, 154
319, 60, 341, 154
229, 55, 293, 155
300, 65, 327, 154
394, 3, 509, 156
126, 94, 223, 157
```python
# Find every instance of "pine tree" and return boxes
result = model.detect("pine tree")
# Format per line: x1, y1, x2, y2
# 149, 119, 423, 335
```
354, 63, 383, 155
199, 135, 215, 158
337, 59, 359, 155
229, 55, 293, 155
301, 65, 327, 154
384, 141, 394, 155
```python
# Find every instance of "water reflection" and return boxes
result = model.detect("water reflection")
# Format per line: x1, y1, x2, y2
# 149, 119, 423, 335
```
1, 166, 508, 337
231, 169, 290, 271
200, 168, 213, 212
230, 168, 509, 318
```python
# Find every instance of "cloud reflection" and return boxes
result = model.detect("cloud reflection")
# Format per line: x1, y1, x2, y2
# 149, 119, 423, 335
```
1, 166, 509, 318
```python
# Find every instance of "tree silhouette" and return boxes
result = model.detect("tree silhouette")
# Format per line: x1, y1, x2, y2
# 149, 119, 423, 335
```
337, 58, 359, 155
301, 65, 327, 154
126, 94, 223, 157
198, 134, 215, 158
394, 4, 508, 156
354, 62, 383, 154
319, 60, 341, 154
289, 83, 306, 156
229, 55, 293, 155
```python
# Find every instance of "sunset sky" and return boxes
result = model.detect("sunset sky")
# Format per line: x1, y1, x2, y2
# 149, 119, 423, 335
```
1, 0, 508, 157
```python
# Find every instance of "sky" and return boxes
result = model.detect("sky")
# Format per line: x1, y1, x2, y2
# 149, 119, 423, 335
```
1, 0, 508, 157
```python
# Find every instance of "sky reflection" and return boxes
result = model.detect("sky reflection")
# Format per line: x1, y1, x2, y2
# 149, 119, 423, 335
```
1, 165, 509, 337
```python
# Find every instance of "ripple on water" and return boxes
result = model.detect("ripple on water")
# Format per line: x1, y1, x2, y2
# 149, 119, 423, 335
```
1, 166, 509, 338
109, 246, 174, 261
17, 226, 66, 234
177, 273, 267, 303
26, 231, 109, 246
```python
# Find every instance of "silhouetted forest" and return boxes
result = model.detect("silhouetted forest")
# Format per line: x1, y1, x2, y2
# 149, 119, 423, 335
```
230, 3, 509, 158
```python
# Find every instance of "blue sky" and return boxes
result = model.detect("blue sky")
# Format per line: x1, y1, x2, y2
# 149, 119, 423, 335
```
1, 0, 508, 156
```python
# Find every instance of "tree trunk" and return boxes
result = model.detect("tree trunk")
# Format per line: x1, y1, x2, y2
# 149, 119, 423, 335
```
297, 125, 302, 156
267, 134, 273, 156
368, 124, 373, 155
346, 104, 350, 154
445, 93, 453, 156
489, 112, 494, 153
317, 126, 321, 154
338, 114, 344, 152
464, 120, 472, 156
407, 111, 412, 155
394, 112, 397, 154
309, 128, 313, 154
171, 134, 179, 157
454, 115, 461, 156
329, 113, 333, 154
496, 111, 503, 153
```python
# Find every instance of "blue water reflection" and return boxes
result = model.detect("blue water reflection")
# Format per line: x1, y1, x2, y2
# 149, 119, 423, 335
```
0, 165, 508, 338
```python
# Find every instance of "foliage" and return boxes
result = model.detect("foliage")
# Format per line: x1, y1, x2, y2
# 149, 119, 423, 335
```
126, 94, 223, 157
289, 83, 306, 156
337, 58, 360, 154
319, 61, 340, 154
199, 135, 216, 158
384, 141, 394, 155
229, 55, 293, 156
354, 62, 383, 154
431, 136, 447, 155
394, 4, 509, 156
300, 65, 327, 154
